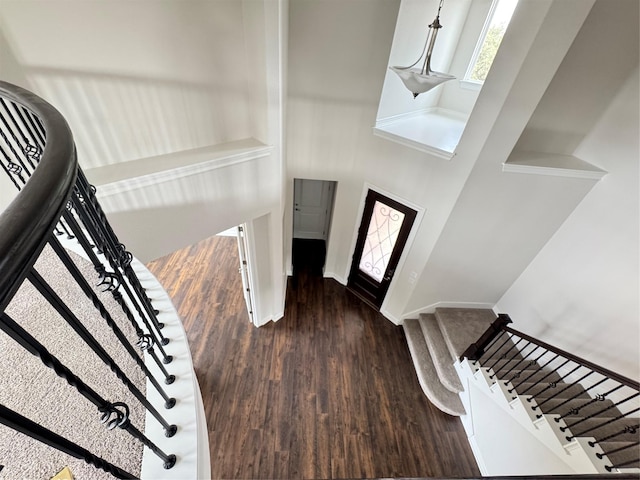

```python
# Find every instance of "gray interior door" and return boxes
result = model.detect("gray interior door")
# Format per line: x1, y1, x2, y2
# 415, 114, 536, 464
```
293, 179, 335, 241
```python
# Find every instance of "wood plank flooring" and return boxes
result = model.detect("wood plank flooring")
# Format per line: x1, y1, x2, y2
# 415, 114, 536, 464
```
147, 235, 480, 479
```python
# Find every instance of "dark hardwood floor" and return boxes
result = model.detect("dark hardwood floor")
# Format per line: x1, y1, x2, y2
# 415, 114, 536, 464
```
147, 235, 480, 479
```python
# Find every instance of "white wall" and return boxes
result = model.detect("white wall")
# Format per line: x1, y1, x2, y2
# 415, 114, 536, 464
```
376, 0, 475, 121
404, 0, 600, 315
0, 0, 287, 323
0, 0, 255, 169
286, 0, 484, 322
496, 67, 640, 380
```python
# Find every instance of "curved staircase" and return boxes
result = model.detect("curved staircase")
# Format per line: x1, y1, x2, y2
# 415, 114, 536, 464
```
402, 308, 496, 417
403, 307, 640, 475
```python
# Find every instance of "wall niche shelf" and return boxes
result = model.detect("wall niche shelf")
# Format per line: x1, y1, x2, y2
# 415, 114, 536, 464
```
373, 108, 467, 160
503, 151, 607, 180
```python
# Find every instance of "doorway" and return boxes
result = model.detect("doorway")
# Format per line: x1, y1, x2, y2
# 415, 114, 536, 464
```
292, 178, 336, 280
347, 189, 417, 310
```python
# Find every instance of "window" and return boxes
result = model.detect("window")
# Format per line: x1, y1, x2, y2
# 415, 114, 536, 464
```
464, 0, 518, 84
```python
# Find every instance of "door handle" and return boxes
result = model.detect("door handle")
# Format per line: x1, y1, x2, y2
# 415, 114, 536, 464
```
383, 268, 395, 282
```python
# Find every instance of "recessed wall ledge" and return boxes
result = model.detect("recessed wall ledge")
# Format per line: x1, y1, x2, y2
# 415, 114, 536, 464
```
503, 150, 607, 180
85, 138, 273, 196
373, 107, 468, 160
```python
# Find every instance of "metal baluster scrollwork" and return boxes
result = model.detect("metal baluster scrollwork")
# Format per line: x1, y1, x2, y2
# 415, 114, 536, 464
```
27, 268, 177, 437
0, 312, 175, 467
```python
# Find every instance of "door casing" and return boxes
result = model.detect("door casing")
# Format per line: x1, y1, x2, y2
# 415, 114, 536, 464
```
347, 187, 420, 310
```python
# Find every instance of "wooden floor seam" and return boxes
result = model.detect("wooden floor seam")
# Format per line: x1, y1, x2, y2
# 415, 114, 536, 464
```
147, 235, 480, 479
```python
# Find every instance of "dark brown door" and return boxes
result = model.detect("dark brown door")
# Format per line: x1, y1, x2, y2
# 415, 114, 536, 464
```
347, 190, 417, 309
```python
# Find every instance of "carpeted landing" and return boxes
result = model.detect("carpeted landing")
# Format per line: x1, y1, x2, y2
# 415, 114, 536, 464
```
403, 308, 496, 416
0, 244, 145, 479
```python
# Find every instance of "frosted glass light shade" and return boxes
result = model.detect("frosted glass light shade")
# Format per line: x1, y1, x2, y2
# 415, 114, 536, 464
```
390, 66, 455, 97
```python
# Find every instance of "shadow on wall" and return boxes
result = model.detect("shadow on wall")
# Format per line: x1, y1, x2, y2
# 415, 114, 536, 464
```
0, 27, 254, 171
101, 202, 250, 264
22, 67, 252, 170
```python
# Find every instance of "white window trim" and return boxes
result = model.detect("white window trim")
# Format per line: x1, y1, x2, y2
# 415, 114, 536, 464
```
463, 0, 501, 84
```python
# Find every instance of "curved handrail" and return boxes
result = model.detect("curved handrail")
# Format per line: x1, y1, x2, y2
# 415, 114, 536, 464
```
0, 81, 77, 312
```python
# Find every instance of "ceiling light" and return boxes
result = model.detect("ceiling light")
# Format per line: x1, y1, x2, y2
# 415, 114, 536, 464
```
390, 0, 455, 98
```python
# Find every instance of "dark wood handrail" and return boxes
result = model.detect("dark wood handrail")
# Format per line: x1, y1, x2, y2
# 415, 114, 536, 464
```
460, 313, 512, 361
0, 81, 77, 312
460, 312, 639, 391
503, 325, 640, 391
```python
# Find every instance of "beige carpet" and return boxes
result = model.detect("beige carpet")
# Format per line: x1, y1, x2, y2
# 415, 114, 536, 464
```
0, 243, 145, 479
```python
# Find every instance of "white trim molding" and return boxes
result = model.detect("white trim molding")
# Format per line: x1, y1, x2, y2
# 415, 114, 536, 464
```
87, 140, 273, 197
401, 301, 497, 324
503, 151, 607, 180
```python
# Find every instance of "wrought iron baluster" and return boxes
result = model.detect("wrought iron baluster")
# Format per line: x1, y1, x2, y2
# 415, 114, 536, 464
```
566, 407, 640, 442
57, 218, 75, 239
530, 368, 591, 407
605, 457, 640, 472
0, 312, 175, 468
61, 208, 107, 277
0, 100, 38, 171
64, 206, 175, 379
0, 118, 31, 176
0, 403, 138, 479
0, 149, 23, 190
473, 330, 505, 366
0, 143, 27, 186
481, 332, 512, 364
20, 105, 46, 147
552, 382, 619, 418
513, 353, 558, 391
0, 99, 28, 142
74, 177, 168, 340
507, 350, 551, 390
488, 336, 524, 375
27, 269, 177, 437
560, 392, 639, 431
136, 333, 176, 388
499, 342, 538, 380
67, 194, 172, 360
597, 441, 640, 460
76, 170, 162, 317
49, 236, 176, 407
526, 359, 571, 402
589, 425, 639, 446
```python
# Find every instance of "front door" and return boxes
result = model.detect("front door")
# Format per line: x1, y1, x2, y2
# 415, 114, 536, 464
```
347, 190, 417, 309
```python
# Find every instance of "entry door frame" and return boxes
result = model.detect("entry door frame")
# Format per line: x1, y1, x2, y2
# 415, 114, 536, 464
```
345, 183, 424, 312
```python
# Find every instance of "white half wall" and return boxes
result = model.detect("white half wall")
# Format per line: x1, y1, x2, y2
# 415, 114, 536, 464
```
496, 67, 640, 381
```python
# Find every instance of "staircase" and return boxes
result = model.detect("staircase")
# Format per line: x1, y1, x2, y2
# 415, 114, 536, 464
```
403, 308, 496, 416
403, 308, 640, 475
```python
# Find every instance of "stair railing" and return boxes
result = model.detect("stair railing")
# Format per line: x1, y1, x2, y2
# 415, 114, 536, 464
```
461, 314, 640, 473
0, 81, 179, 476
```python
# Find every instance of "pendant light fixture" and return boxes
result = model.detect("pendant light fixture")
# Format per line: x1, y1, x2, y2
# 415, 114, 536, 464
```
390, 0, 455, 98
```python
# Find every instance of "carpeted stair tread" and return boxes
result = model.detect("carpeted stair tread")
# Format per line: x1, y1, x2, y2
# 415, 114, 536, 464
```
515, 381, 591, 400
489, 359, 563, 383
483, 340, 526, 364
403, 319, 465, 416
563, 417, 640, 442
498, 368, 563, 386
596, 441, 640, 469
418, 314, 463, 393
435, 308, 496, 359
538, 397, 621, 418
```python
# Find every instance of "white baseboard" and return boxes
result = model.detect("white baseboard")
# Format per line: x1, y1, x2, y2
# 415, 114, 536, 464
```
402, 301, 496, 321
379, 307, 402, 326
323, 271, 347, 285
